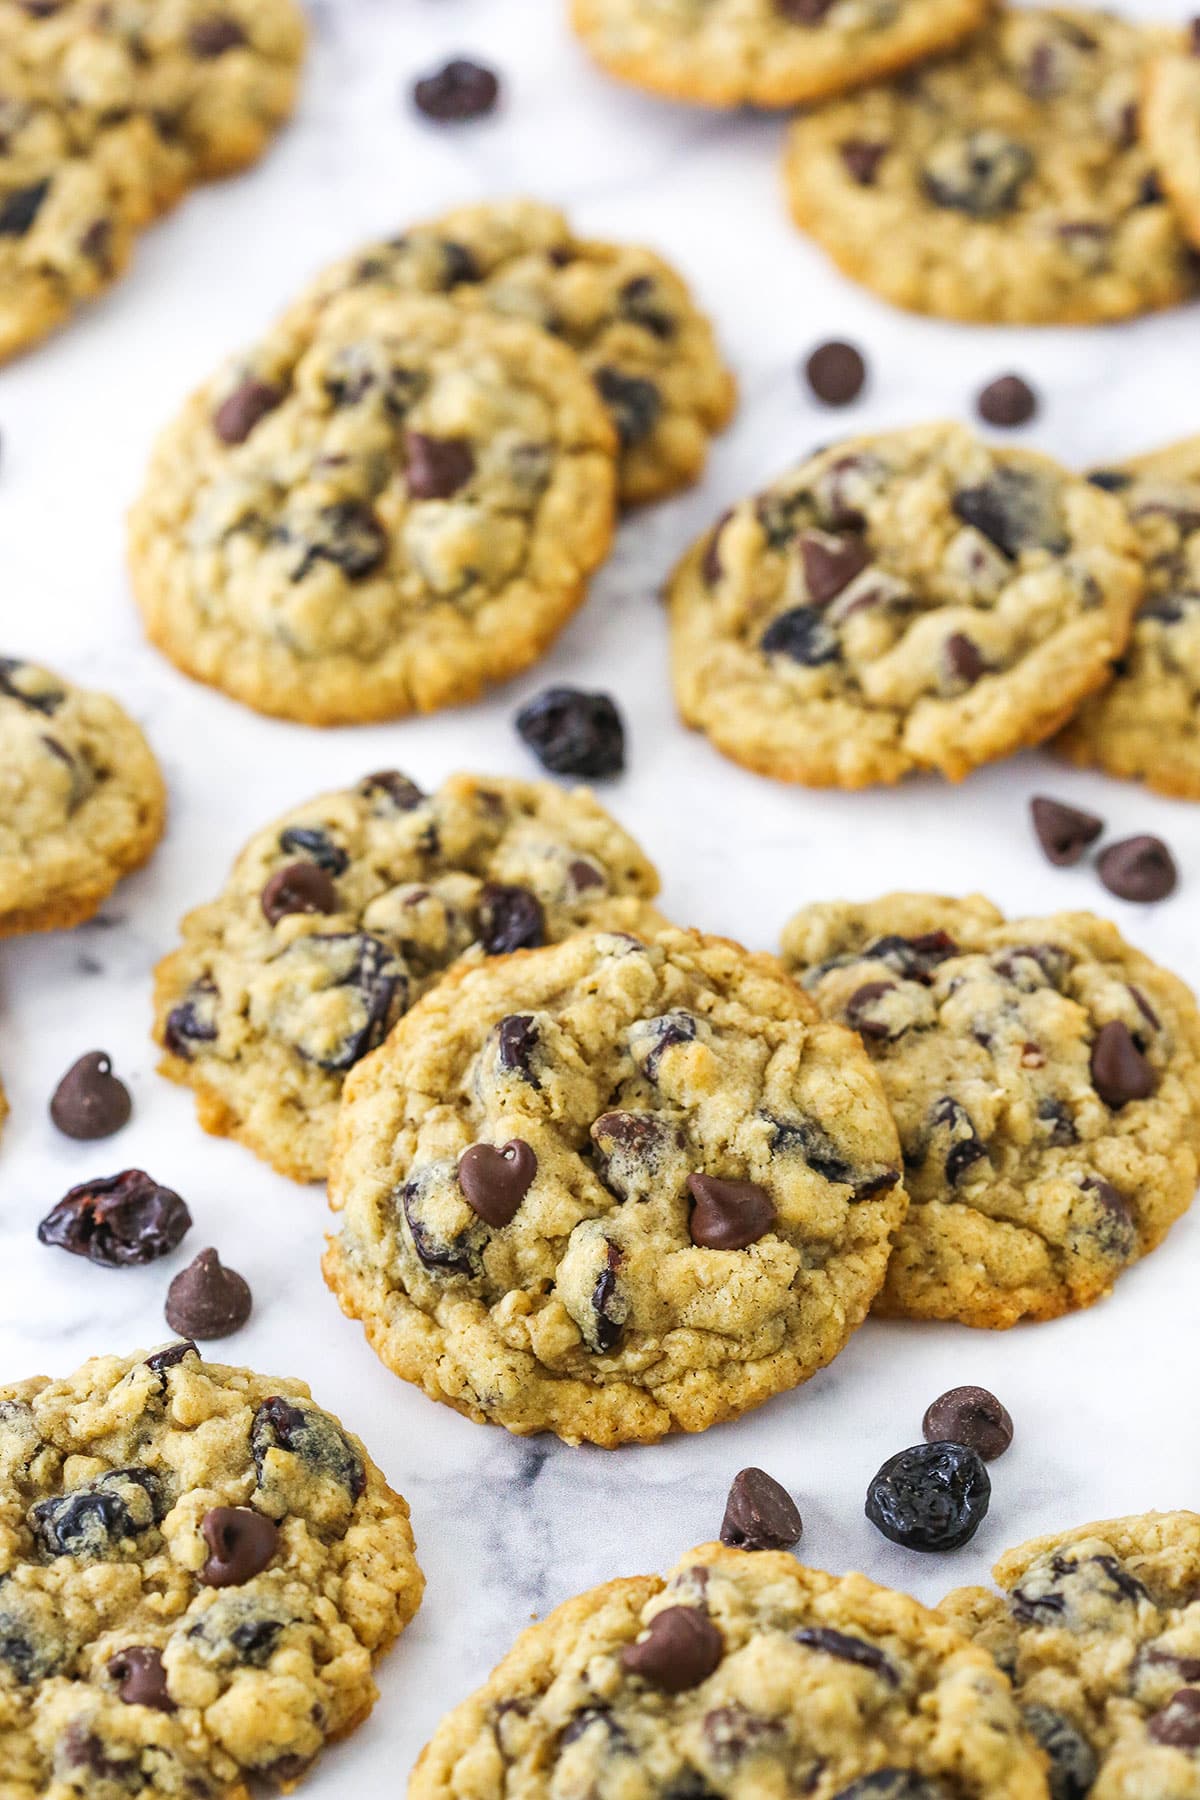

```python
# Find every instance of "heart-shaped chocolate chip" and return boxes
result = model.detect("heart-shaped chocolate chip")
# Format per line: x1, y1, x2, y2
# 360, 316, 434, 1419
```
458, 1139, 537, 1227
621, 1606, 724, 1692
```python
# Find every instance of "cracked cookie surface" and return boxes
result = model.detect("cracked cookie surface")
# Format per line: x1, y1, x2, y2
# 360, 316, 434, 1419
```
411, 1541, 1049, 1798
782, 893, 1200, 1327
1058, 438, 1200, 798
0, 657, 165, 937
324, 925, 905, 1446
783, 9, 1195, 324
129, 293, 619, 724
287, 197, 735, 507
942, 1512, 1200, 1800
0, 1344, 423, 1799
154, 772, 661, 1185
668, 422, 1142, 789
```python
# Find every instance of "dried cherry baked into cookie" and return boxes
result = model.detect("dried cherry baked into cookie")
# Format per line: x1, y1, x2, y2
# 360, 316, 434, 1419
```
410, 1541, 1049, 1798
323, 925, 905, 1446
569, 0, 991, 110
782, 893, 1200, 1327
942, 1512, 1200, 1800
0, 1343, 423, 1798
287, 197, 735, 507
783, 9, 1195, 324
154, 772, 661, 1185
1058, 436, 1200, 798
129, 292, 619, 725
667, 422, 1143, 788
0, 657, 165, 936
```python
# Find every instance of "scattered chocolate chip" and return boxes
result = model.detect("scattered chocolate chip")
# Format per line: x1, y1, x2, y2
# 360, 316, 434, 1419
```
107, 1646, 174, 1711
720, 1468, 802, 1551
358, 770, 424, 811
212, 378, 282, 445
687, 1175, 776, 1250
165, 1249, 252, 1340
866, 1442, 991, 1551
922, 1386, 1013, 1461
593, 367, 663, 448
458, 1140, 537, 1227
621, 1607, 723, 1693
1097, 835, 1178, 902
0, 179, 50, 238
49, 1052, 131, 1140
838, 139, 888, 186
804, 341, 866, 407
800, 529, 870, 603
411, 57, 500, 122
38, 1171, 191, 1268
404, 430, 475, 500
188, 15, 248, 56
1090, 1020, 1154, 1108
261, 860, 339, 924
1030, 796, 1104, 867
977, 374, 1038, 427
944, 632, 986, 685
516, 686, 626, 779
1087, 469, 1132, 492
478, 883, 545, 955
1148, 1689, 1200, 1747
199, 1507, 278, 1587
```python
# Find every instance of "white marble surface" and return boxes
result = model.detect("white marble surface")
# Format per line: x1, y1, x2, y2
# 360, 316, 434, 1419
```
3, 0, 1200, 1788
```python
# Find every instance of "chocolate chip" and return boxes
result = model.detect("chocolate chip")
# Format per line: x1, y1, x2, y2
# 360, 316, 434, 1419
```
760, 605, 841, 665
1090, 1020, 1154, 1108
922, 1386, 1013, 1460
188, 15, 248, 56
49, 1052, 131, 1140
1149, 1689, 1200, 1747
404, 431, 475, 500
593, 367, 662, 448
944, 632, 986, 685
199, 1507, 278, 1587
720, 1468, 802, 1551
478, 883, 545, 955
458, 1140, 537, 1227
1030, 796, 1104, 867
165, 1249, 252, 1340
687, 1175, 776, 1250
921, 130, 1033, 219
411, 58, 501, 122
804, 341, 866, 406
838, 140, 888, 186
800, 530, 870, 603
953, 466, 1068, 558
621, 1607, 723, 1693
1097, 835, 1178, 902
776, 0, 836, 18
1087, 469, 1132, 493
107, 1646, 174, 1712
38, 1171, 191, 1267
516, 686, 626, 779
212, 378, 282, 445
357, 770, 425, 812
0, 179, 50, 238
977, 374, 1038, 427
261, 860, 339, 924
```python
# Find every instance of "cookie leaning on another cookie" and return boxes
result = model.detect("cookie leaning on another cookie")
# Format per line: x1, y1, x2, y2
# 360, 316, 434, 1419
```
782, 893, 1200, 1327
1142, 34, 1200, 254
0, 656, 165, 937
668, 422, 1143, 788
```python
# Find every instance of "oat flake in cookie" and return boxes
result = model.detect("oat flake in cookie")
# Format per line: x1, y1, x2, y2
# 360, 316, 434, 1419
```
409, 1542, 1048, 1797
668, 422, 1142, 788
323, 925, 904, 1446
1059, 436, 1200, 799
942, 1512, 1200, 1800
0, 657, 165, 937
0, 1344, 423, 1798
783, 9, 1195, 324
154, 772, 661, 1185
286, 197, 735, 507
782, 892, 1200, 1327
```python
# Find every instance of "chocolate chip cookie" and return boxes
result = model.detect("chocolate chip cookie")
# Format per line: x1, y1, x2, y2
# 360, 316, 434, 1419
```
1143, 38, 1200, 253
1058, 437, 1200, 798
0, 657, 166, 937
782, 893, 1200, 1327
783, 9, 1196, 323
668, 422, 1143, 788
570, 0, 991, 110
129, 293, 619, 725
155, 772, 661, 1185
286, 197, 735, 507
942, 1512, 1200, 1800
410, 1541, 1049, 1798
0, 1343, 423, 1798
323, 925, 905, 1446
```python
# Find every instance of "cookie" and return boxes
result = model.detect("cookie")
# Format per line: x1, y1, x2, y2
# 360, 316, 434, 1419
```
668, 422, 1143, 788
1143, 39, 1200, 253
154, 772, 662, 1185
571, 0, 991, 110
942, 1512, 1200, 1800
0, 657, 166, 937
411, 1541, 1049, 1798
1057, 437, 1200, 798
783, 9, 1196, 324
781, 893, 1200, 1327
129, 292, 619, 725
287, 197, 735, 507
0, 1343, 423, 1799
323, 925, 905, 1446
